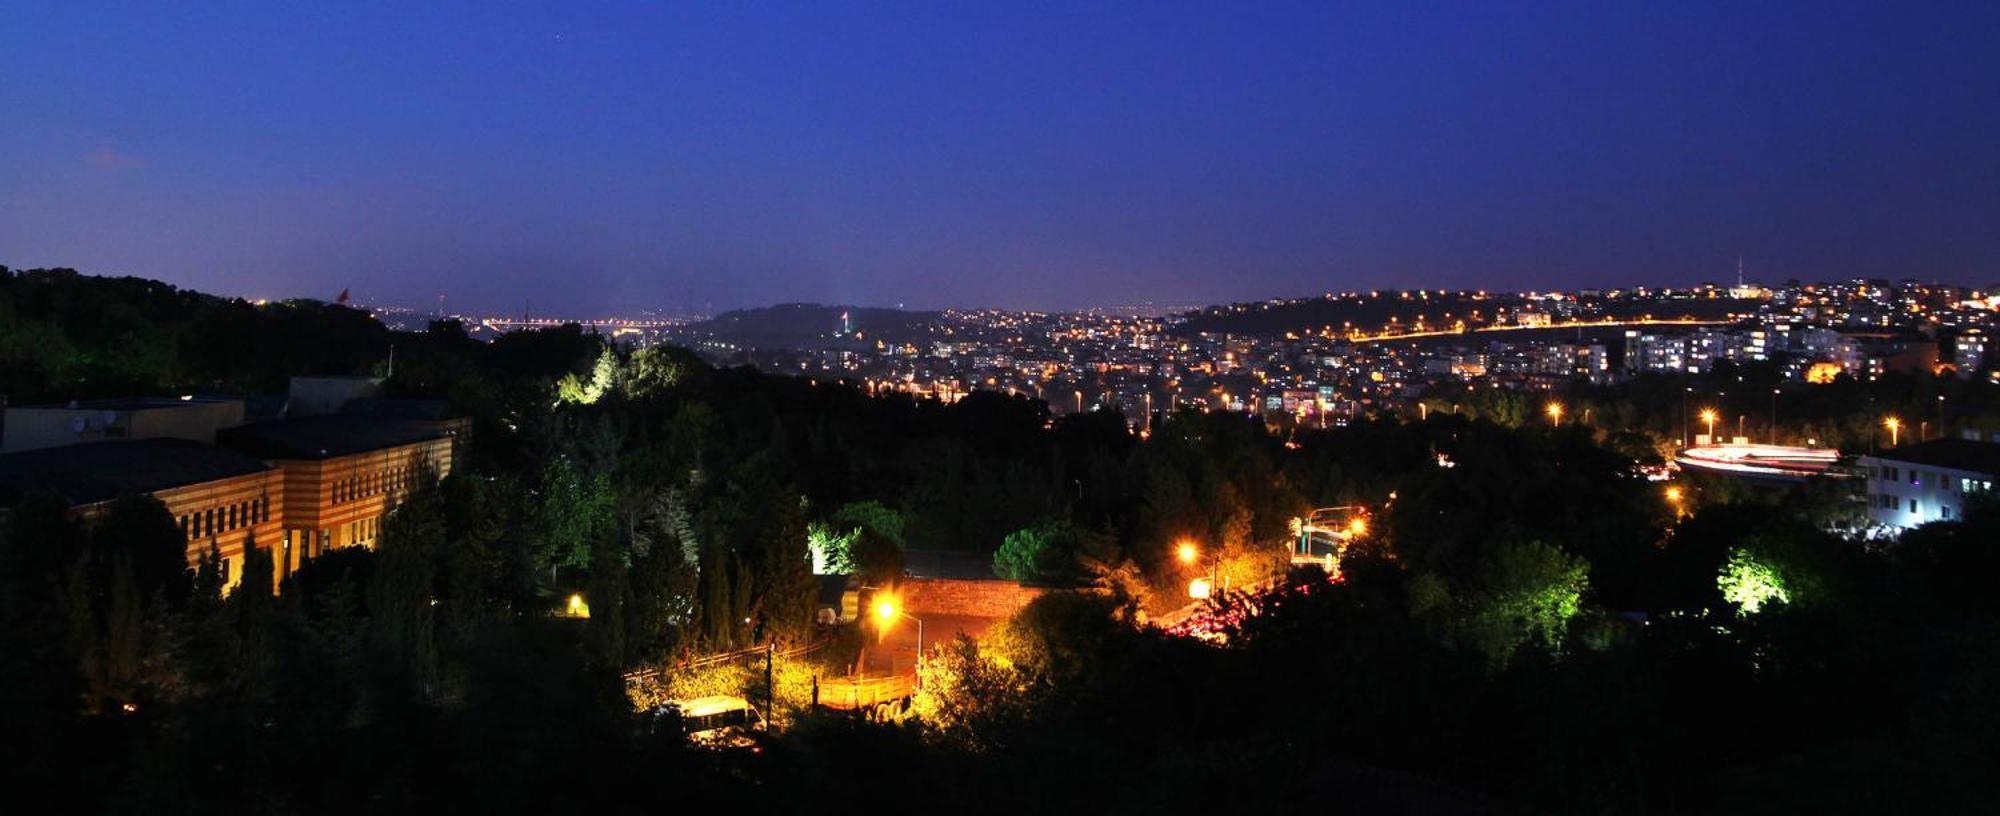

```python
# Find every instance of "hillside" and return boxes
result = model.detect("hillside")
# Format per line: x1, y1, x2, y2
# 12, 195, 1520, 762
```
686, 303, 941, 348
0, 267, 389, 402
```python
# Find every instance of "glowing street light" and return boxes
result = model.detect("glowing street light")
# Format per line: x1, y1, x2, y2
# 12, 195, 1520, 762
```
1699, 408, 1718, 440
873, 596, 925, 669
1176, 540, 1219, 595
1885, 416, 1902, 447
1545, 402, 1563, 426
1347, 516, 1368, 537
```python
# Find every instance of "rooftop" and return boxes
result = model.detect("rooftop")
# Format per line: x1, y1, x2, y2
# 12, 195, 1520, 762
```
219, 416, 449, 460
0, 439, 272, 507
1866, 438, 2000, 476
9, 396, 240, 411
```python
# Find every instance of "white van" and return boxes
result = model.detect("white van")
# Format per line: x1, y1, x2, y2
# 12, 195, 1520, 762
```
661, 695, 767, 748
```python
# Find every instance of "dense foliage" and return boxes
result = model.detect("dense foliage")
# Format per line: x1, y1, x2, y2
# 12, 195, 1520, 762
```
5, 269, 1999, 812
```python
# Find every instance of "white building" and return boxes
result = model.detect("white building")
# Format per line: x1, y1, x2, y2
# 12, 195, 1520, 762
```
1856, 436, 2000, 530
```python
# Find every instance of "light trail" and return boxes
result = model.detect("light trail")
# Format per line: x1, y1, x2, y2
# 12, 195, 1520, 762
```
1346, 318, 1732, 344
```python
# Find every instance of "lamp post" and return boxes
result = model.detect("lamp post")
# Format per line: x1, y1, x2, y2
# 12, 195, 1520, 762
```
1885, 416, 1902, 447
1545, 402, 1563, 427
1681, 387, 1693, 447
1177, 540, 1219, 598
873, 599, 925, 670
1700, 408, 1718, 442
1770, 388, 1780, 444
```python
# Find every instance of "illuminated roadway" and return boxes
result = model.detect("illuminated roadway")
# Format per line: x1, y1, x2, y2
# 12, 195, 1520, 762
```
1675, 443, 1849, 483
1344, 317, 1732, 344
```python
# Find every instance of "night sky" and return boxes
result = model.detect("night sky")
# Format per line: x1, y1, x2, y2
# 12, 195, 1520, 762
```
3, 2, 1996, 315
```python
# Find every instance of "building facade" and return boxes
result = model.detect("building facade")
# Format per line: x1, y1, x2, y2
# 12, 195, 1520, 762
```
1856, 437, 2000, 530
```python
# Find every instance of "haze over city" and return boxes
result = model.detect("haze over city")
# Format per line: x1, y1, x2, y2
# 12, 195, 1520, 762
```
4, 1, 1997, 314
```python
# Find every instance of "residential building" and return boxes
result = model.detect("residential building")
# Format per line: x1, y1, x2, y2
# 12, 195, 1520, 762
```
1856, 437, 2000, 530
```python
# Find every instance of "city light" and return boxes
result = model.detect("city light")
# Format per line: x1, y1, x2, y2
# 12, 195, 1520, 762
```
1545, 402, 1563, 425
1187, 577, 1212, 600
1885, 416, 1902, 446
1176, 541, 1199, 565
565, 593, 590, 619
1347, 517, 1368, 537
1700, 408, 1718, 439
874, 598, 898, 622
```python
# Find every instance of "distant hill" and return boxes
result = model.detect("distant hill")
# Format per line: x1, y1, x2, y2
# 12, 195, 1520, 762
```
1174, 291, 1763, 337
687, 303, 941, 348
0, 266, 389, 402
1175, 292, 1528, 337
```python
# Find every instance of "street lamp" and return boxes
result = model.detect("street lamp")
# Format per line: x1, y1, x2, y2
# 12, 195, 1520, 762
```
1770, 388, 1780, 444
1884, 416, 1902, 447
1665, 485, 1685, 519
1176, 540, 1219, 597
1699, 408, 1718, 441
1545, 402, 1563, 426
873, 598, 925, 669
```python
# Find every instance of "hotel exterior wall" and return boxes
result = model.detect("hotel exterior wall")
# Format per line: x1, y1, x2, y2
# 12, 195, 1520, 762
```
71, 467, 286, 590
61, 435, 454, 591
272, 436, 454, 565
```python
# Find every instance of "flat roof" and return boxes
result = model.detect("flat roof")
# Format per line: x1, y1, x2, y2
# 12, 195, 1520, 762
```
219, 416, 449, 460
0, 439, 272, 507
8, 396, 240, 411
1864, 438, 2000, 476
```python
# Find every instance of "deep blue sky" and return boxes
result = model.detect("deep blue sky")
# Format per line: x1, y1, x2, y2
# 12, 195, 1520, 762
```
3, 2, 1996, 314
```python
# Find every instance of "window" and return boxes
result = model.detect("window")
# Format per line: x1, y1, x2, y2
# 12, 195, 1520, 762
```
203, 509, 213, 536
1909, 498, 1918, 514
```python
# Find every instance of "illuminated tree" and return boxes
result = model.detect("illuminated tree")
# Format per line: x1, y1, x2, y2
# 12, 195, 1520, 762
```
911, 635, 1028, 744
555, 345, 620, 405
1718, 548, 1790, 615
536, 458, 615, 582
1464, 540, 1589, 665
807, 522, 859, 576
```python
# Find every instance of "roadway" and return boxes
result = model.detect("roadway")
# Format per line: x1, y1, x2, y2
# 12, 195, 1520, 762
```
1345, 317, 1730, 344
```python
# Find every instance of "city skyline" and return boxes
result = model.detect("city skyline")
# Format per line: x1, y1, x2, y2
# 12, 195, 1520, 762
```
5, 2, 1998, 314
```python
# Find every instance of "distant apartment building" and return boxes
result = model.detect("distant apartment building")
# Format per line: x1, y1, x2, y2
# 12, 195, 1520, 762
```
1856, 436, 2000, 530
1534, 342, 1611, 384
1953, 329, 1991, 380
1625, 330, 1694, 374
